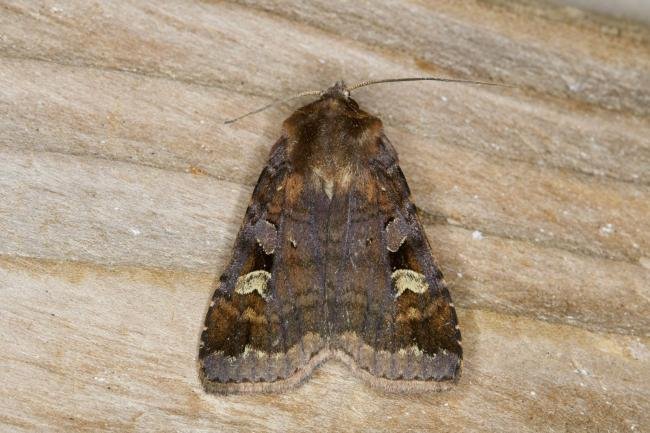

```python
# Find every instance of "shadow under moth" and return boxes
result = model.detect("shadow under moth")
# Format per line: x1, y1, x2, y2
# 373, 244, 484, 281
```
199, 80, 470, 394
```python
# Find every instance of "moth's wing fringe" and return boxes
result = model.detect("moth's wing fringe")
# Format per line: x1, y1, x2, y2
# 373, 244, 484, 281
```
198, 349, 332, 394
198, 348, 460, 394
334, 350, 459, 393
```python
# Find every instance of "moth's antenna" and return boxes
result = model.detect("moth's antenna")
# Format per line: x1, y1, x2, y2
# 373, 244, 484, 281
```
225, 77, 511, 124
348, 77, 511, 91
224, 90, 322, 124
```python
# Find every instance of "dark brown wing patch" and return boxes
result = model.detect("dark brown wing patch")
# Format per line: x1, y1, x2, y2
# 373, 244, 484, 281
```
199, 138, 328, 393
332, 135, 461, 391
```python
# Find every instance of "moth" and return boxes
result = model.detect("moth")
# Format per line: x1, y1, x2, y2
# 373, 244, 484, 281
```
199, 79, 473, 394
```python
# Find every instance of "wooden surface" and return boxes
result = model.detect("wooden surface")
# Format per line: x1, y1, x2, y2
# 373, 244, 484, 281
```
1, 1, 649, 432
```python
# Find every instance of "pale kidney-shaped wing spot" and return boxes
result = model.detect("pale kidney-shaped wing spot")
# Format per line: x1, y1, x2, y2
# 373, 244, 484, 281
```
392, 269, 429, 298
235, 270, 272, 299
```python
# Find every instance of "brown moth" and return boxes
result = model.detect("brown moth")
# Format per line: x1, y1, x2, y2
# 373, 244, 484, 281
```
199, 81, 462, 393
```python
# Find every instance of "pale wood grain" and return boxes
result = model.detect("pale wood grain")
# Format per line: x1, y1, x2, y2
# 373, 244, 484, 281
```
230, 0, 650, 115
0, 0, 649, 432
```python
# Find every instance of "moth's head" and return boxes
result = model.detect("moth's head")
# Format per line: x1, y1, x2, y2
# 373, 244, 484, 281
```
309, 81, 361, 116
320, 81, 351, 101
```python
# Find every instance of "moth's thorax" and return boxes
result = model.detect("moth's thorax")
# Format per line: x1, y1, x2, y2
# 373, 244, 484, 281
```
284, 95, 382, 196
